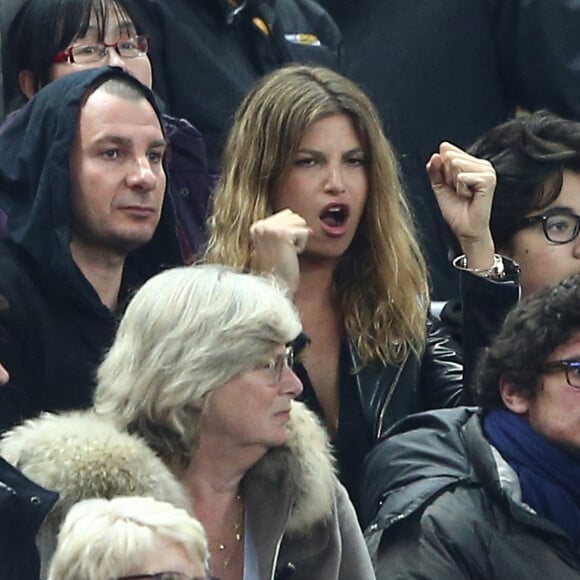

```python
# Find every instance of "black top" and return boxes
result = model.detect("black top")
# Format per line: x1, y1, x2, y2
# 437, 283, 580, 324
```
296, 341, 372, 512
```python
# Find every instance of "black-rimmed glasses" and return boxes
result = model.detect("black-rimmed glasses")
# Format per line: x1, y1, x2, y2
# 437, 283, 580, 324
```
543, 358, 580, 389
53, 35, 149, 64
518, 210, 580, 244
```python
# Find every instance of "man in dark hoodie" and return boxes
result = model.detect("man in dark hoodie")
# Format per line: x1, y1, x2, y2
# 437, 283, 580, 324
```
0, 66, 181, 431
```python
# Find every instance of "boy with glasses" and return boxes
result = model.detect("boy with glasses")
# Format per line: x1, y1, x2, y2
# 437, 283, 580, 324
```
427, 111, 580, 391
432, 110, 580, 300
362, 273, 580, 579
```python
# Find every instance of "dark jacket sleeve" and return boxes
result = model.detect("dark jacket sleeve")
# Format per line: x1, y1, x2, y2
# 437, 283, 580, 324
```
363, 411, 494, 580
419, 315, 464, 410
0, 457, 58, 580
496, 0, 580, 120
460, 261, 520, 400
0, 287, 38, 433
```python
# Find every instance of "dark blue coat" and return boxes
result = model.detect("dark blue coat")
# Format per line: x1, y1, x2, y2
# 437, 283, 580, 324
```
0, 456, 57, 580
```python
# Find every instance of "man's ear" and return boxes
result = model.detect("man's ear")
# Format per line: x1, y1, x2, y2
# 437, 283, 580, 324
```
499, 374, 530, 414
18, 70, 37, 100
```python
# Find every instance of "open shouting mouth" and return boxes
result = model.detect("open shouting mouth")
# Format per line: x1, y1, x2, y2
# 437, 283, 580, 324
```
319, 203, 350, 237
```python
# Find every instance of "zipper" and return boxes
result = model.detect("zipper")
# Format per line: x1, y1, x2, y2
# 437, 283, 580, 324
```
375, 355, 408, 438
269, 531, 285, 580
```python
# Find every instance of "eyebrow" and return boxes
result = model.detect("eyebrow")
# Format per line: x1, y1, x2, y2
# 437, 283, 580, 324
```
542, 205, 576, 214
296, 147, 365, 156
92, 136, 168, 148
76, 20, 136, 39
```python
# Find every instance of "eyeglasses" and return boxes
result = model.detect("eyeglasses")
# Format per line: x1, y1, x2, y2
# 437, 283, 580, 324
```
543, 358, 580, 389
262, 345, 295, 383
518, 210, 580, 244
117, 573, 220, 580
53, 35, 149, 64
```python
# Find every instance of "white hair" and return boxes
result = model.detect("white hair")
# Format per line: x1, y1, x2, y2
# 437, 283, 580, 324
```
94, 264, 302, 465
47, 496, 208, 580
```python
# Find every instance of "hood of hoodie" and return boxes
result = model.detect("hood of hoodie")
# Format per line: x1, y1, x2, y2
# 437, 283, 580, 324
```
0, 66, 181, 314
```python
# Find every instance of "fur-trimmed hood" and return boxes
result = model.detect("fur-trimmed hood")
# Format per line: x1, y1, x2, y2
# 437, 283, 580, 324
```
249, 400, 336, 535
0, 401, 336, 545
0, 411, 188, 515
0, 411, 187, 578
0, 410, 188, 578
0, 403, 362, 579
0, 402, 336, 536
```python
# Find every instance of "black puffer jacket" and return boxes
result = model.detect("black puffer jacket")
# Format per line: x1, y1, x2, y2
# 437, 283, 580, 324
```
361, 407, 580, 580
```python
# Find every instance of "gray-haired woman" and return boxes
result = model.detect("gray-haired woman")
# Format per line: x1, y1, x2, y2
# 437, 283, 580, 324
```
94, 264, 375, 580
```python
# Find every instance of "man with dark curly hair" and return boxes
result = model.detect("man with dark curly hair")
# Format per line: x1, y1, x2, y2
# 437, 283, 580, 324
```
361, 274, 580, 579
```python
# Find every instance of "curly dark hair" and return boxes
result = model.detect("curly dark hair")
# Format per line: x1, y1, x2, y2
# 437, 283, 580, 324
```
475, 274, 580, 410
469, 110, 580, 251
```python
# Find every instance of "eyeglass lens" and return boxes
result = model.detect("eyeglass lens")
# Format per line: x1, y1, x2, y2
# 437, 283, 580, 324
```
272, 347, 295, 381
542, 213, 580, 243
70, 36, 148, 64
564, 362, 580, 388
544, 360, 580, 389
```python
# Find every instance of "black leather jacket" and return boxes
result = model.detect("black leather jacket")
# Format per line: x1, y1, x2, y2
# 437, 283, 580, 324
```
297, 314, 463, 511
337, 261, 520, 446
351, 315, 463, 442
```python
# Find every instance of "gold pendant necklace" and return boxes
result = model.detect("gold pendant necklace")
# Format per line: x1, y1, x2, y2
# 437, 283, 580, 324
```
211, 494, 244, 569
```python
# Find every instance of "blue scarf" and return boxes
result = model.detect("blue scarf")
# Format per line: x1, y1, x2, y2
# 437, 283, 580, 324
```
484, 409, 580, 546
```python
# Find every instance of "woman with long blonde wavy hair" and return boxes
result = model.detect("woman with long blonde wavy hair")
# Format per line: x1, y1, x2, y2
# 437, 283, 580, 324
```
205, 64, 463, 509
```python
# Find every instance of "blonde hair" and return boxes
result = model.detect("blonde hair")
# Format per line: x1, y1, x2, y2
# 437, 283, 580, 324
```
47, 496, 208, 580
205, 65, 429, 365
95, 264, 302, 466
